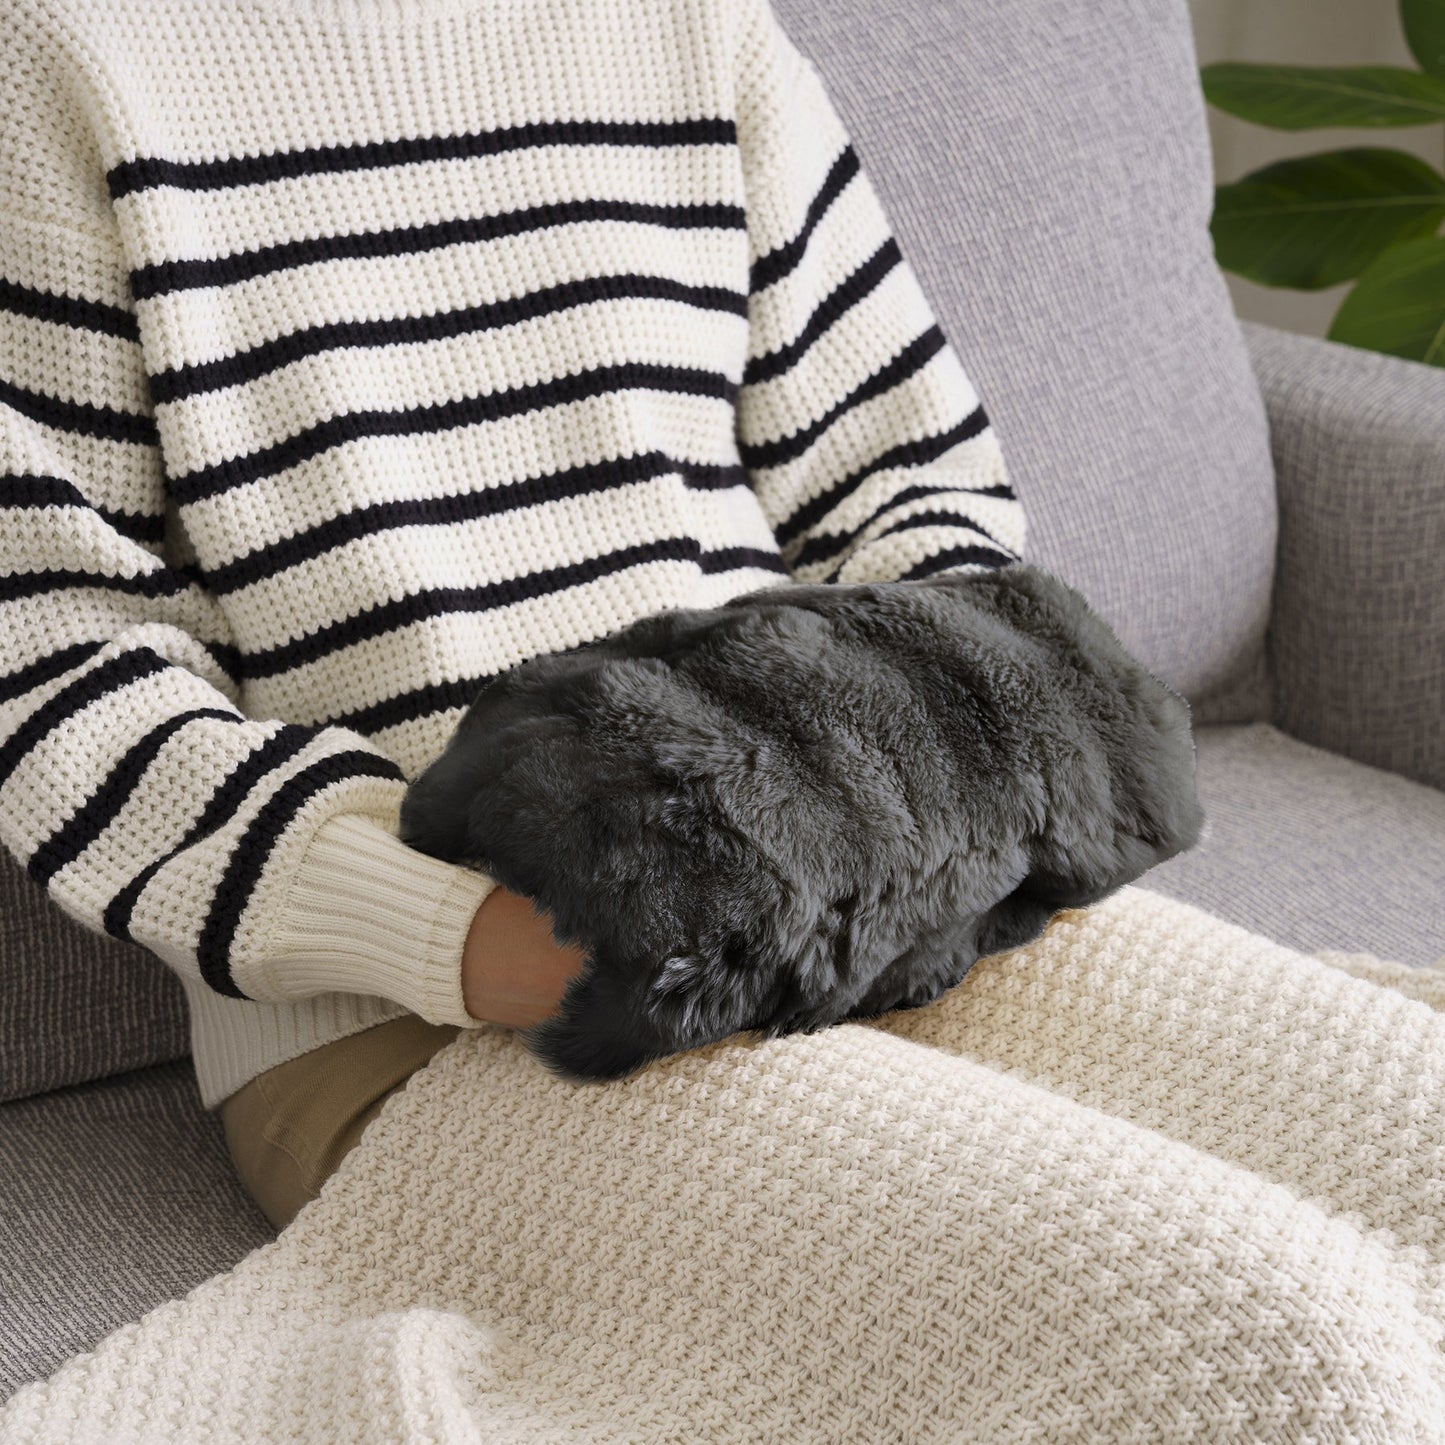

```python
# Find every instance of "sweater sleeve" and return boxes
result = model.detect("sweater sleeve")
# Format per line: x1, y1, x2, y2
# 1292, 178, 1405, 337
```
0, 205, 495, 1027
733, 0, 1026, 585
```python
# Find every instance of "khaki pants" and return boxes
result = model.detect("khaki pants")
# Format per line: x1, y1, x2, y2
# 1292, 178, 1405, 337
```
219, 1015, 461, 1232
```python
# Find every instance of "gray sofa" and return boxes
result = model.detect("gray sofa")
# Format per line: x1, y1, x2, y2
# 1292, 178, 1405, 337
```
3, 0, 1442, 1404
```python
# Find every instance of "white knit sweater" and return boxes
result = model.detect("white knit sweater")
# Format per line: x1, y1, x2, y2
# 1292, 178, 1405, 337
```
0, 0, 1025, 1106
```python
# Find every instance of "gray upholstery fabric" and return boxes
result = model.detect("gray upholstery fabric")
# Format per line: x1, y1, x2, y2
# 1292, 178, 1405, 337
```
774, 0, 1279, 722
1143, 722, 1445, 966
0, 850, 189, 1104
1241, 321, 1445, 794
0, 1061, 274, 1402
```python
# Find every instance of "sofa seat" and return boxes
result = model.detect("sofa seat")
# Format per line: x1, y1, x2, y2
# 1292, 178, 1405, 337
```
3, 719, 1442, 1402
0, 1062, 275, 1401
1142, 722, 1445, 966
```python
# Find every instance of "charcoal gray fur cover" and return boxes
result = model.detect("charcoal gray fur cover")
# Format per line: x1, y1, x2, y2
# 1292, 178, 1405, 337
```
400, 563, 1205, 1080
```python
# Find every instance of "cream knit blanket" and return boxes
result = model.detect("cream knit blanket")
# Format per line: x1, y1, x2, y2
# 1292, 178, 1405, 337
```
4, 887, 1443, 1443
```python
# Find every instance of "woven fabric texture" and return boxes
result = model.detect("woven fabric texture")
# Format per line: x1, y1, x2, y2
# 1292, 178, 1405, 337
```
1241, 321, 1445, 793
4, 885, 1442, 1441
0, 852, 187, 1102
771, 0, 1279, 719
1143, 721, 1445, 968
0, 1062, 274, 1402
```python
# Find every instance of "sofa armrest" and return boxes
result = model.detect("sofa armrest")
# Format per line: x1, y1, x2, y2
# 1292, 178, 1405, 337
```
1241, 320, 1445, 793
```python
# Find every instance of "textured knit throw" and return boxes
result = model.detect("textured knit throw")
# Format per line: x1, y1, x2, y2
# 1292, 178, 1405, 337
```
4, 887, 1443, 1443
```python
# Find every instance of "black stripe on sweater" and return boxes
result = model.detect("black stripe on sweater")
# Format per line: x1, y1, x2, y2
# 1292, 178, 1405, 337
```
822, 510, 1013, 583
0, 648, 168, 790
0, 375, 158, 446
749, 145, 860, 295
2, 473, 166, 545
131, 199, 746, 300
792, 479, 1016, 572
697, 545, 789, 577
323, 676, 485, 739
896, 543, 1017, 582
28, 707, 239, 888
0, 641, 105, 705
0, 566, 201, 605
151, 273, 749, 404
743, 238, 901, 387
774, 409, 992, 550
202, 452, 748, 595
196, 750, 407, 997
320, 545, 788, 736
237, 536, 787, 681
108, 117, 738, 198
203, 639, 243, 684
739, 326, 947, 472
0, 276, 141, 342
0, 629, 239, 703
105, 723, 313, 941
168, 360, 740, 504
868, 506, 1011, 553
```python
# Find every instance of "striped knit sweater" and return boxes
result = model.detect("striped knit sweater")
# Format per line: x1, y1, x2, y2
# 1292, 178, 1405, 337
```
0, 0, 1026, 1108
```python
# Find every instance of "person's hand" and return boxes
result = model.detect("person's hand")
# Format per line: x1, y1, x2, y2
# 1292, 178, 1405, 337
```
460, 887, 588, 1028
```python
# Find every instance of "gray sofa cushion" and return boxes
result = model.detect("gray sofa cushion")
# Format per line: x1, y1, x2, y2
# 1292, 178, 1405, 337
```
772, 0, 1279, 723
1241, 321, 1445, 793
0, 851, 188, 1104
0, 1060, 274, 1402
1142, 722, 1445, 966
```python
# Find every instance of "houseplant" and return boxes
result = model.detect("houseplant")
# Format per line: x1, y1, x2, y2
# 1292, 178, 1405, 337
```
1203, 0, 1445, 366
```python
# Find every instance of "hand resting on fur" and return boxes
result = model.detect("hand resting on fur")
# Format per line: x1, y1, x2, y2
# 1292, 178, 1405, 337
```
400, 563, 1205, 1080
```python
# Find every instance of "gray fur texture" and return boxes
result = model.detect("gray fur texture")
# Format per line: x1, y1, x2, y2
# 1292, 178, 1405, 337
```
399, 563, 1205, 1080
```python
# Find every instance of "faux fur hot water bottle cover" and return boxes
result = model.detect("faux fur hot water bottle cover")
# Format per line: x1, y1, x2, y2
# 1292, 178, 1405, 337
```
400, 563, 1205, 1079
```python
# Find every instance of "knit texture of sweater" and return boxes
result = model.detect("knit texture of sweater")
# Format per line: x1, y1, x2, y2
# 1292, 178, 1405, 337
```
0, 0, 1026, 1106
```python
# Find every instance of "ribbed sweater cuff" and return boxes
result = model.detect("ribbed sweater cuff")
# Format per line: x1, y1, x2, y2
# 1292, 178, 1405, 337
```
254, 813, 500, 1028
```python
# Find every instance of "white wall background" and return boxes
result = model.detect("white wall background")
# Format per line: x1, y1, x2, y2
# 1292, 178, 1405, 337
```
1188, 0, 1445, 337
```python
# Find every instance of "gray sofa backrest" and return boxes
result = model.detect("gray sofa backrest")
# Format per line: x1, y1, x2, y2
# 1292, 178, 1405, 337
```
3, 0, 1278, 1100
2, 855, 188, 1101
772, 0, 1278, 721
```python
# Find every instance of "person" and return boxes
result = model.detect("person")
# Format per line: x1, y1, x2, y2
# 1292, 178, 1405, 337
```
0, 0, 1024, 1232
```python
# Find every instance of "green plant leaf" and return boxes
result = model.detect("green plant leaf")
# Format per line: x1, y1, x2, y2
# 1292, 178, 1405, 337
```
1201, 62, 1445, 127
1211, 148, 1445, 288
1328, 235, 1445, 364
1402, 0, 1445, 81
